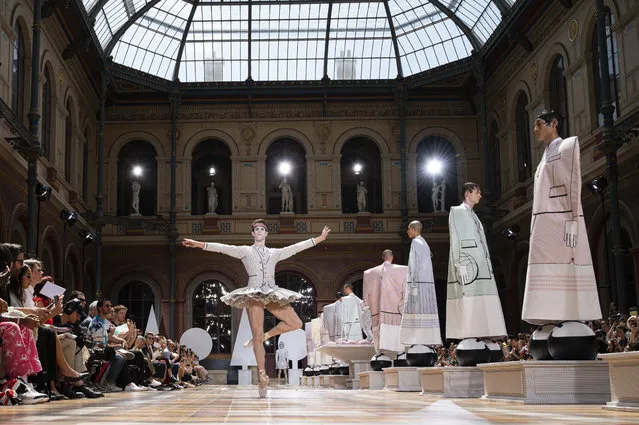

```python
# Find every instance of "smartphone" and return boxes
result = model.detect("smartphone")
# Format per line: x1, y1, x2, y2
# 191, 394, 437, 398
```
53, 295, 60, 304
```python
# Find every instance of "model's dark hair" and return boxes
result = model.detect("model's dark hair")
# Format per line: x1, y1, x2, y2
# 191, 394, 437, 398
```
251, 219, 267, 231
8, 265, 30, 305
461, 182, 480, 198
536, 109, 559, 127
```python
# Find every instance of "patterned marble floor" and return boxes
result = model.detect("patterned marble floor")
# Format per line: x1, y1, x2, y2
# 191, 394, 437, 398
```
2, 385, 639, 425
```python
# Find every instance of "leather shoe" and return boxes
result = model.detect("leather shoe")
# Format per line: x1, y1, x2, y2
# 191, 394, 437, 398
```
76, 385, 104, 398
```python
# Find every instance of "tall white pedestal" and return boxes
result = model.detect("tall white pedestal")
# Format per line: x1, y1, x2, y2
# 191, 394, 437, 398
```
419, 367, 444, 395
237, 369, 252, 385
358, 371, 385, 390
329, 375, 348, 389
288, 369, 302, 386
442, 366, 484, 398
600, 353, 639, 410
384, 367, 421, 392
351, 360, 371, 390
479, 360, 610, 404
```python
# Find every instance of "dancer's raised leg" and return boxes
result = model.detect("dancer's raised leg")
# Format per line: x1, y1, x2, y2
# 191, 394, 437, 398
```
246, 301, 268, 397
264, 303, 303, 339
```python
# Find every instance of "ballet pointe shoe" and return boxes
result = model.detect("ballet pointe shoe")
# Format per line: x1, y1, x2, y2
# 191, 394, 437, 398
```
244, 332, 271, 349
258, 370, 269, 398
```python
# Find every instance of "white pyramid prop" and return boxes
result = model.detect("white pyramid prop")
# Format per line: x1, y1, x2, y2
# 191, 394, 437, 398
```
146, 305, 159, 334
230, 309, 257, 367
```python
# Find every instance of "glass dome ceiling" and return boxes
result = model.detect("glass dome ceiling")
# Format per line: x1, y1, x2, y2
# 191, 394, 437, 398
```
83, 0, 514, 82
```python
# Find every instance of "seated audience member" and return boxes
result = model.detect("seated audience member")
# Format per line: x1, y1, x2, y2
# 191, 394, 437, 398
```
89, 299, 143, 392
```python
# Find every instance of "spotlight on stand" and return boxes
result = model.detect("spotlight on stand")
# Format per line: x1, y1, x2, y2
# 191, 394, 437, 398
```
78, 229, 95, 244
587, 176, 608, 194
36, 183, 52, 202
352, 163, 363, 176
209, 167, 216, 177
501, 224, 521, 240
60, 209, 78, 227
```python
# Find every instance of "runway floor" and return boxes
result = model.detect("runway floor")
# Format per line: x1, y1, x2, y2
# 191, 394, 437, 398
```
3, 384, 639, 425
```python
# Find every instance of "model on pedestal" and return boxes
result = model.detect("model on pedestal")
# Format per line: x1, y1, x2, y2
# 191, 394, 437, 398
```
182, 220, 330, 397
363, 249, 408, 355
340, 283, 365, 340
447, 182, 507, 366
399, 220, 441, 367
275, 341, 289, 383
522, 110, 601, 361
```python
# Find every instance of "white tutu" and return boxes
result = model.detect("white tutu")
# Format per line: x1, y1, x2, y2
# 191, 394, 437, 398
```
221, 285, 302, 309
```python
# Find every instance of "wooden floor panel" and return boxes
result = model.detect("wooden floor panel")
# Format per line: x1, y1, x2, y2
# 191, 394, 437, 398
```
2, 385, 639, 424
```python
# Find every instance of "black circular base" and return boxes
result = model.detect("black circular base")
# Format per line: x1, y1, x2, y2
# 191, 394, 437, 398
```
370, 360, 392, 371
339, 366, 350, 375
456, 348, 491, 366
547, 335, 598, 360
529, 337, 552, 360
406, 352, 437, 367
328, 366, 340, 375
394, 359, 410, 367
487, 348, 504, 363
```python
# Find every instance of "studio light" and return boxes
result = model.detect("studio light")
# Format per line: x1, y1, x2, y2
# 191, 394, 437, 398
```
209, 166, 216, 177
36, 183, 52, 202
132, 165, 143, 178
278, 161, 292, 176
501, 224, 521, 240
78, 229, 95, 244
353, 163, 363, 175
60, 209, 78, 227
587, 176, 608, 194
425, 158, 443, 175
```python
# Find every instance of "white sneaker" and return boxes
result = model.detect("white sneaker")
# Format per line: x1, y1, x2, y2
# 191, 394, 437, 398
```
105, 382, 123, 393
149, 379, 162, 387
124, 383, 145, 392
18, 383, 49, 405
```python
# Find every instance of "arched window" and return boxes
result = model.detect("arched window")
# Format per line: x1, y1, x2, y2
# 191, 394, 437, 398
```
549, 55, 569, 138
41, 68, 52, 159
65, 100, 73, 182
191, 140, 232, 215
192, 280, 232, 354
340, 138, 383, 214
64, 254, 77, 291
265, 139, 307, 214
488, 120, 502, 199
12, 22, 26, 119
416, 136, 458, 213
117, 141, 158, 216
592, 8, 620, 127
83, 130, 89, 201
515, 91, 531, 182
117, 281, 156, 331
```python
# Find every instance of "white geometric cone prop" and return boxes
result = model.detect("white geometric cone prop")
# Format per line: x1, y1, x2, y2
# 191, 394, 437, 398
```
230, 309, 257, 368
145, 305, 159, 335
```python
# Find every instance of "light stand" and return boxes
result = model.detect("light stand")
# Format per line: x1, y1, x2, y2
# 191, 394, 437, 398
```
35, 183, 51, 257
78, 229, 94, 290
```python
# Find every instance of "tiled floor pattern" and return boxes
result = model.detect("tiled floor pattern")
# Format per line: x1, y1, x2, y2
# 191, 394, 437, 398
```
2, 385, 639, 425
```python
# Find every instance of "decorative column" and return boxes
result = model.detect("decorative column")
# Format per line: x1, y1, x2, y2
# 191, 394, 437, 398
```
95, 66, 109, 298
395, 83, 409, 258
473, 55, 494, 232
596, 0, 627, 313
26, 0, 43, 259
169, 92, 180, 338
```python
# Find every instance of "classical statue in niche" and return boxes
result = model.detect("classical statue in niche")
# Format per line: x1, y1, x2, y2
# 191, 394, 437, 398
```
279, 178, 293, 213
207, 182, 218, 214
357, 181, 368, 212
431, 179, 447, 213
131, 180, 141, 215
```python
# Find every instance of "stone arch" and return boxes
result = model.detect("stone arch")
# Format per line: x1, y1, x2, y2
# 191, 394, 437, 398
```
587, 199, 637, 249
62, 88, 80, 124
10, 6, 32, 58
109, 130, 166, 157
184, 270, 239, 329
39, 224, 62, 277
9, 203, 27, 246
407, 127, 466, 158
182, 129, 239, 157
258, 128, 314, 156
333, 261, 376, 295
110, 271, 163, 328
508, 82, 533, 124
64, 243, 82, 290
487, 110, 502, 130
580, 0, 621, 50
277, 261, 321, 295
541, 43, 571, 88
333, 127, 390, 156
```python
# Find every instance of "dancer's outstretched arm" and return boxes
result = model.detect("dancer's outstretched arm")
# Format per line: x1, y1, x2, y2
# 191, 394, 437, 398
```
182, 238, 247, 259
277, 226, 331, 261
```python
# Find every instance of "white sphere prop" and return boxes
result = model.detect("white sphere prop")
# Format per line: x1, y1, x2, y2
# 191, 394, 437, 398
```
180, 328, 213, 359
278, 329, 307, 362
